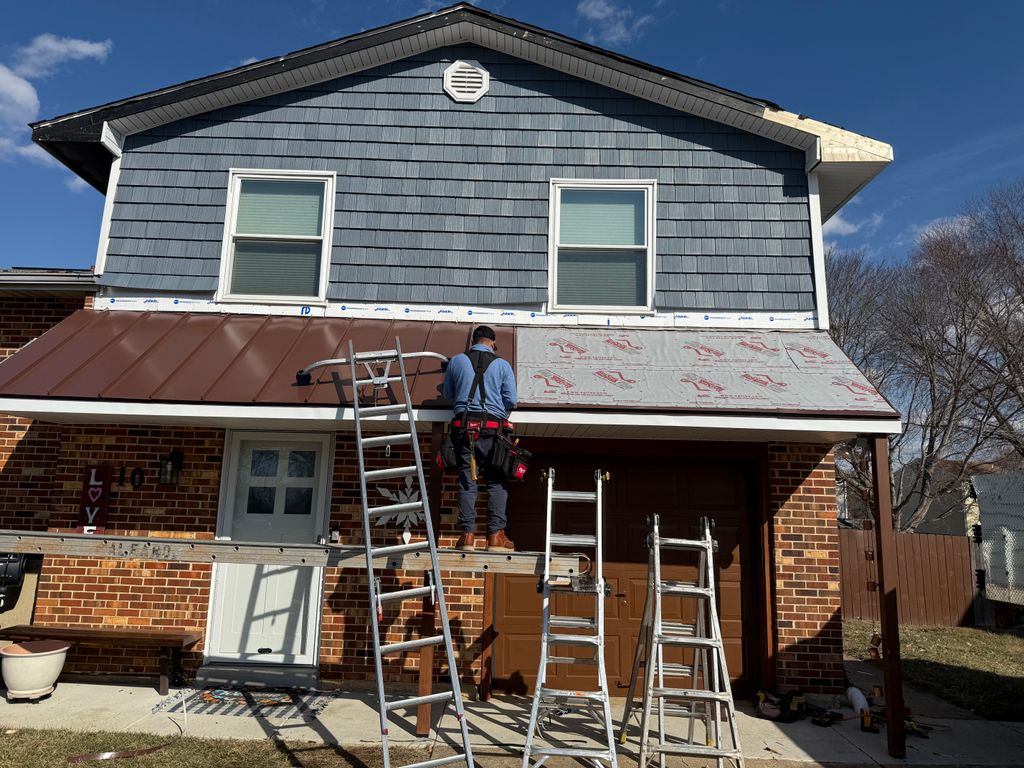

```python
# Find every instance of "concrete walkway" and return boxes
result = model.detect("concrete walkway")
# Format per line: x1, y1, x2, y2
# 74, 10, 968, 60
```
2, 681, 1024, 766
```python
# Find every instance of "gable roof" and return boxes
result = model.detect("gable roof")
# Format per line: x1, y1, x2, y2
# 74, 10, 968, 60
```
32, 3, 891, 219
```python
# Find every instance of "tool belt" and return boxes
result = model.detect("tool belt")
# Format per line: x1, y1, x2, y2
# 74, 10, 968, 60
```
451, 413, 514, 435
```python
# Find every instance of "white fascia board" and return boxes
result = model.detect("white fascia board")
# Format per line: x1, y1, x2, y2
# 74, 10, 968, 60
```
93, 154, 121, 276
807, 172, 830, 330
92, 121, 124, 277
99, 122, 123, 157
0, 397, 902, 440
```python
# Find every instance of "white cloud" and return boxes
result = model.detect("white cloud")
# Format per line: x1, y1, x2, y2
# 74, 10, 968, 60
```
576, 0, 655, 46
822, 210, 884, 238
65, 175, 90, 192
11, 34, 112, 79
239, 56, 260, 66
0, 63, 40, 132
0, 34, 110, 185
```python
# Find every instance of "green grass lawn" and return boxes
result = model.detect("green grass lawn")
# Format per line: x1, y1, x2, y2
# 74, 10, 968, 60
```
0, 728, 411, 768
844, 619, 1024, 720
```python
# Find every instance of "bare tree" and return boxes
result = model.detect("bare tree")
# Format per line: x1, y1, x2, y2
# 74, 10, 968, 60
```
826, 215, 1015, 529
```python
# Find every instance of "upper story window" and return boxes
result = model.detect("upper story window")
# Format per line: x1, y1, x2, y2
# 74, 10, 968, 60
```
550, 179, 656, 313
218, 170, 335, 303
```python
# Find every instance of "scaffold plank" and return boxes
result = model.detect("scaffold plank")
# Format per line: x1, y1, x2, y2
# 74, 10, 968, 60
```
0, 530, 581, 576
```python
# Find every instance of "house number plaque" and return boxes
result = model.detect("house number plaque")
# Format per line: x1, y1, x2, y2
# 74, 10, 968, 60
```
78, 466, 112, 534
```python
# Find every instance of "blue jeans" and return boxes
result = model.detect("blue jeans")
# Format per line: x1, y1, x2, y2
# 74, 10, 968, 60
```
456, 433, 509, 534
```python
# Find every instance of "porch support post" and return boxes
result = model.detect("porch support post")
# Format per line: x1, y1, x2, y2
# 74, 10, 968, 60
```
870, 435, 905, 758
415, 422, 445, 737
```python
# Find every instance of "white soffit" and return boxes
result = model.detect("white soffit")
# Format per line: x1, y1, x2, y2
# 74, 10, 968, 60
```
0, 398, 901, 442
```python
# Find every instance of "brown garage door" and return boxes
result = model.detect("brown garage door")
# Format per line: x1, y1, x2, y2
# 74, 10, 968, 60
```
491, 441, 760, 696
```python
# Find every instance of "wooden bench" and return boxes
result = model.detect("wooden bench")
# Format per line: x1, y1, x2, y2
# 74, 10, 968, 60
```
0, 625, 200, 695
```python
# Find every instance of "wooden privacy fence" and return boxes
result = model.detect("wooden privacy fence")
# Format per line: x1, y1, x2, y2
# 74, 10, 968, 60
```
839, 529, 975, 626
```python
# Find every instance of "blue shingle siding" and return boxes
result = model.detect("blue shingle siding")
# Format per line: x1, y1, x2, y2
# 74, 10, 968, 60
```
105, 46, 814, 311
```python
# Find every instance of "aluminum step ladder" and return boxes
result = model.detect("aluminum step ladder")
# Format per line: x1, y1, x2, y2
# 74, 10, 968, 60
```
305, 338, 473, 768
522, 468, 618, 768
618, 515, 743, 768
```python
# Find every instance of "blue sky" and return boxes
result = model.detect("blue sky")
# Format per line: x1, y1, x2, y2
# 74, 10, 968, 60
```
2, 0, 1023, 269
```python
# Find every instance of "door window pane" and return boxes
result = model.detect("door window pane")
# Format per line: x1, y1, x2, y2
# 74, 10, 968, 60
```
288, 451, 317, 478
250, 450, 279, 477
247, 487, 276, 514
284, 487, 314, 515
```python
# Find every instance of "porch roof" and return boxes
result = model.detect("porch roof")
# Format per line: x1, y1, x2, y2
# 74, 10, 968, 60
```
0, 310, 900, 441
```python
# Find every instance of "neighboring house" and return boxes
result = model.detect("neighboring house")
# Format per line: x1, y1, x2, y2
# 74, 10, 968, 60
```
894, 460, 972, 535
0, 4, 899, 696
972, 472, 1024, 619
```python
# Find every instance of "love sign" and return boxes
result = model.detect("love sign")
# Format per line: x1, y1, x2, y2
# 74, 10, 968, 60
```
78, 466, 111, 534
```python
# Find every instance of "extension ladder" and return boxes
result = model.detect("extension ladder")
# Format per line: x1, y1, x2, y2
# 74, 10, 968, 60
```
522, 467, 618, 768
618, 515, 743, 768
345, 338, 473, 768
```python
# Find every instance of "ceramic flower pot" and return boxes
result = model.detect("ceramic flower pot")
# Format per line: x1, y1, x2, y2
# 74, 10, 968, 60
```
1, 639, 70, 700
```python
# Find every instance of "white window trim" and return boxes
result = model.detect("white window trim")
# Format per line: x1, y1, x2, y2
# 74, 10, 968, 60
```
548, 178, 657, 314
216, 168, 336, 305
205, 430, 334, 665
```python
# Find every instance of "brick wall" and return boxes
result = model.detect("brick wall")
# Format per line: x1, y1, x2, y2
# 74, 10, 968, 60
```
30, 424, 487, 685
0, 295, 89, 530
35, 425, 223, 677
319, 433, 486, 687
768, 442, 844, 694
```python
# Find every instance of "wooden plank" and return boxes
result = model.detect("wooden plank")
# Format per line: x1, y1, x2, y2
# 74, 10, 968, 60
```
925, 533, 945, 625
758, 450, 775, 690
0, 625, 200, 647
480, 572, 495, 700
955, 536, 974, 625
871, 436, 906, 759
0, 530, 581, 576
898, 533, 916, 625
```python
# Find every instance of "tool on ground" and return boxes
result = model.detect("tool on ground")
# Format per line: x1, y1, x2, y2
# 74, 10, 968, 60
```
302, 339, 473, 768
618, 514, 744, 768
522, 467, 619, 768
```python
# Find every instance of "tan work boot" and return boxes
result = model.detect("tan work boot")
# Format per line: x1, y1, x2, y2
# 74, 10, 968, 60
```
486, 530, 515, 551
455, 533, 476, 551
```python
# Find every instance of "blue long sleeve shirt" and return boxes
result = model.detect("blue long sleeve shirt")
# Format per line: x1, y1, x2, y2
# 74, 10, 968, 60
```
442, 344, 517, 419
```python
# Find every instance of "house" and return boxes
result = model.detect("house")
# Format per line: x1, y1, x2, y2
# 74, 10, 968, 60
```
0, 3, 900, 705
972, 472, 1024, 625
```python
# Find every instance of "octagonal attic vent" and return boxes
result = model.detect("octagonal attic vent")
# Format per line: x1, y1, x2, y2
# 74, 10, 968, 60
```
443, 61, 489, 103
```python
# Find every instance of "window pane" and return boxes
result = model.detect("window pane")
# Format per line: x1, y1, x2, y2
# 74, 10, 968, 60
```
230, 239, 321, 297
559, 189, 644, 246
247, 487, 275, 514
557, 249, 646, 307
250, 450, 279, 478
284, 487, 313, 515
288, 450, 317, 478
236, 179, 324, 237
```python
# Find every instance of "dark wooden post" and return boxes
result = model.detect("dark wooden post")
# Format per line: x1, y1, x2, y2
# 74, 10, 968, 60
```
480, 572, 495, 700
870, 435, 906, 758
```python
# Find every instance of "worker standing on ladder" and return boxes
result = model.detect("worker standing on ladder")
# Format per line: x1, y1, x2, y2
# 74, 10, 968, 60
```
442, 325, 517, 552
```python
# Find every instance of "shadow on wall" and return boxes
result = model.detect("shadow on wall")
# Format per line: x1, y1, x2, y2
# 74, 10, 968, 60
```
0, 420, 63, 533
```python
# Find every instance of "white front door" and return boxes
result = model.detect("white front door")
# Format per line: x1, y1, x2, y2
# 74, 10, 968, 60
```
207, 432, 332, 665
